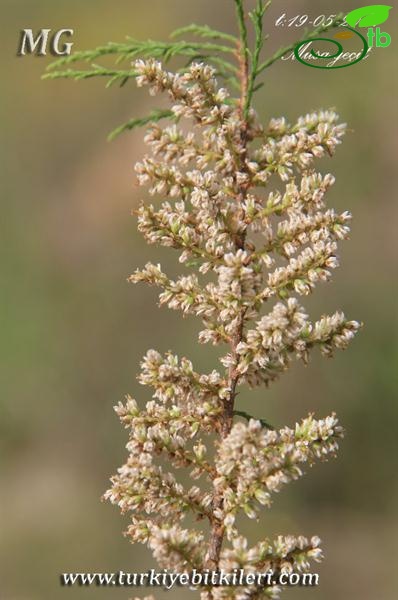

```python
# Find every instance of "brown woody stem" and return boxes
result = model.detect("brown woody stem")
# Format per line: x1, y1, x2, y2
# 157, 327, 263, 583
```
205, 2, 251, 577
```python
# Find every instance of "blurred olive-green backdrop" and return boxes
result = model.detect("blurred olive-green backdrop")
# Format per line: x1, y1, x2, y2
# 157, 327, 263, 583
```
1, 1, 397, 599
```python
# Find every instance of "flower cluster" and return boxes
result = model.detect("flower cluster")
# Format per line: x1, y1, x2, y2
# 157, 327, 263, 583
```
214, 414, 343, 528
210, 534, 323, 600
105, 48, 359, 600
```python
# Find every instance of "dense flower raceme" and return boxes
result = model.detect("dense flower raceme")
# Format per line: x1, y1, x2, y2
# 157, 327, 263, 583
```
104, 59, 360, 599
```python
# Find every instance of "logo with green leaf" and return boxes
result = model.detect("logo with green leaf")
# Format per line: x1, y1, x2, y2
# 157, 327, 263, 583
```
295, 4, 392, 69
345, 4, 392, 27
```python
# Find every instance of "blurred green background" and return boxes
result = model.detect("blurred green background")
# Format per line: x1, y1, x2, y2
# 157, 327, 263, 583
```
1, 1, 397, 599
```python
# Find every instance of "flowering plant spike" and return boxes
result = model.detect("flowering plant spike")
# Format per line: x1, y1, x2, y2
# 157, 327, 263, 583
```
45, 2, 360, 598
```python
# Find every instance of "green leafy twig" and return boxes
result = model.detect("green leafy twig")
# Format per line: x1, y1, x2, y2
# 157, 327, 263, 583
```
171, 23, 238, 44
233, 410, 274, 430
43, 65, 138, 87
234, 0, 250, 59
108, 109, 175, 141
45, 39, 236, 72
245, 0, 271, 117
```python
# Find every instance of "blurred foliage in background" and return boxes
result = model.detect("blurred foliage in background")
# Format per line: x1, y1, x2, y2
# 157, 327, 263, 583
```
0, 1, 397, 598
